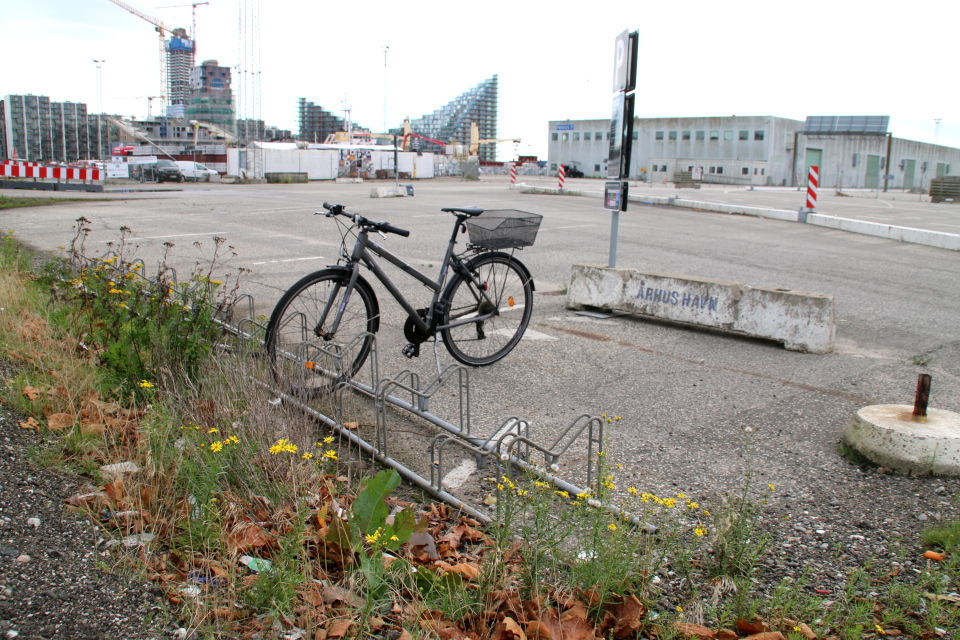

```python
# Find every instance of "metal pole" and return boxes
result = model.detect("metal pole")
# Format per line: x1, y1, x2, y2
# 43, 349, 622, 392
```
608, 210, 619, 268
382, 45, 389, 135
913, 373, 932, 422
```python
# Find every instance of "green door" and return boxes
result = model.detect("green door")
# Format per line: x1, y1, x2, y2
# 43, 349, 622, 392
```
903, 159, 916, 190
804, 148, 822, 186
937, 162, 947, 178
865, 155, 880, 189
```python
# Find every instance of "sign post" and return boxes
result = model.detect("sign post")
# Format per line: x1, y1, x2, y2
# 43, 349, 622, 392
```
606, 29, 638, 268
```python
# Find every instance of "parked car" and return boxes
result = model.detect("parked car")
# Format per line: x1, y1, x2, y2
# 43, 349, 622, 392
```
175, 161, 219, 182
562, 163, 584, 178
155, 159, 184, 183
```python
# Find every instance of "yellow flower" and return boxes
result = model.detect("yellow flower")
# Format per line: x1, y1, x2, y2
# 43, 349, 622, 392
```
302, 452, 314, 460
687, 501, 699, 510
768, 484, 776, 491
390, 535, 399, 542
663, 497, 677, 508
365, 530, 381, 544
211, 280, 223, 285
516, 490, 528, 497
608, 523, 617, 531
555, 490, 570, 498
702, 509, 710, 516
677, 605, 683, 613
323, 436, 334, 444
210, 441, 223, 452
208, 428, 218, 434
138, 380, 154, 389
497, 484, 504, 491
269, 438, 298, 454
677, 493, 686, 499
694, 526, 707, 537
323, 450, 338, 460
534, 481, 549, 489
109, 288, 122, 294
230, 435, 239, 443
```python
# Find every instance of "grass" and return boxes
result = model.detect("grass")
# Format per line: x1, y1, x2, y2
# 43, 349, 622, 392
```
1, 228, 959, 639
0, 193, 97, 208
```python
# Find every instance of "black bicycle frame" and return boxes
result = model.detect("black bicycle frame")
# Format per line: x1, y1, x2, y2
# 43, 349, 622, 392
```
318, 216, 496, 338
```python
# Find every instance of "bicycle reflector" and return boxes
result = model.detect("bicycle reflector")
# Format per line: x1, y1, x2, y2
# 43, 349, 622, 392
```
508, 296, 515, 307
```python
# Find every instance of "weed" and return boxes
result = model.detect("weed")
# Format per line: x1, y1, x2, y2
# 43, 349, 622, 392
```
922, 520, 960, 549
838, 441, 876, 467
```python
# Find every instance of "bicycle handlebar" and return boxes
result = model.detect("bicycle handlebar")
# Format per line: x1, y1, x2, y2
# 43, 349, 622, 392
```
320, 202, 410, 237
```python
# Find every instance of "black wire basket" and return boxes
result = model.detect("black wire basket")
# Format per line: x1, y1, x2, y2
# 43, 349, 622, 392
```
465, 210, 543, 250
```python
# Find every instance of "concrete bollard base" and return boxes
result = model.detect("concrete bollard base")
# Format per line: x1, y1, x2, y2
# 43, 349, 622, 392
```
843, 405, 960, 476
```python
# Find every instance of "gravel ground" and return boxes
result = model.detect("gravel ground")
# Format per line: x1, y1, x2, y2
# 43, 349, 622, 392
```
0, 406, 170, 640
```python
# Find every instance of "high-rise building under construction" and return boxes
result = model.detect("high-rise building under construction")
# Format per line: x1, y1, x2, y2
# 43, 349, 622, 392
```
185, 60, 234, 133
166, 28, 194, 118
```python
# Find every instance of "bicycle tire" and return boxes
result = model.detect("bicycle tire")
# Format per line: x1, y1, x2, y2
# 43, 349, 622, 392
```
439, 252, 534, 366
265, 269, 380, 397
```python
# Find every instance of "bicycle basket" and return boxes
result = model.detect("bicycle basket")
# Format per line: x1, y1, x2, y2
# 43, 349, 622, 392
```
465, 210, 543, 250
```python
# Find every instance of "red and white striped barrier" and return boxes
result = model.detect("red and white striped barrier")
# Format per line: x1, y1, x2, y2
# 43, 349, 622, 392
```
0, 164, 102, 181
509, 163, 516, 185
558, 164, 565, 190
806, 165, 818, 210
2, 160, 42, 167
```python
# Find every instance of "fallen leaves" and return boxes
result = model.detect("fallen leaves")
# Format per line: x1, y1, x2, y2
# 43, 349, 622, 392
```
18, 416, 39, 430
45, 412, 74, 431
21, 385, 41, 400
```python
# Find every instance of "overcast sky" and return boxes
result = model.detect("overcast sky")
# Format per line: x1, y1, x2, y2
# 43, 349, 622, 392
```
6, 0, 959, 160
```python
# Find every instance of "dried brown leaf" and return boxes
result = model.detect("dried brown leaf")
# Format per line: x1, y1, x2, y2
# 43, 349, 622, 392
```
323, 584, 365, 608
225, 522, 276, 555
676, 623, 717, 640
327, 619, 355, 638
435, 560, 480, 580
502, 617, 527, 640
536, 610, 595, 640
18, 417, 39, 430
408, 531, 439, 560
737, 619, 769, 635
46, 413, 74, 431
604, 594, 645, 639
741, 633, 786, 640
717, 631, 738, 640
22, 386, 41, 400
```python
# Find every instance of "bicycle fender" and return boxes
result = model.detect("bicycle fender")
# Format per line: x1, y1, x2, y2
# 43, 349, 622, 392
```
462, 252, 536, 292
319, 267, 381, 334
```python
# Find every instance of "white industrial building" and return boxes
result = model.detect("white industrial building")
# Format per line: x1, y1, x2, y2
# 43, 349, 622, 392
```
548, 115, 960, 190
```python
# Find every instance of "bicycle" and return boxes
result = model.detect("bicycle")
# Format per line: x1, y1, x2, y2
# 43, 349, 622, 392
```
264, 202, 541, 396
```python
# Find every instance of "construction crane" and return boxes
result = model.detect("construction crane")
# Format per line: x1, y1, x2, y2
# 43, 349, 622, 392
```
156, 2, 209, 50
107, 0, 177, 115
469, 121, 520, 157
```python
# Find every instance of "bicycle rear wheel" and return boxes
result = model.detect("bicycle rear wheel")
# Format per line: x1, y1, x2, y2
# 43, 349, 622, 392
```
265, 269, 379, 397
439, 252, 534, 366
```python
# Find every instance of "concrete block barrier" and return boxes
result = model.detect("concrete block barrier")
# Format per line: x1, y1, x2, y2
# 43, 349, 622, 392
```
566, 264, 835, 353
370, 187, 407, 198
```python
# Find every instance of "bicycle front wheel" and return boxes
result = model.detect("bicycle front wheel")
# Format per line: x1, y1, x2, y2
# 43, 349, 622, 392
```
265, 269, 379, 397
439, 252, 534, 366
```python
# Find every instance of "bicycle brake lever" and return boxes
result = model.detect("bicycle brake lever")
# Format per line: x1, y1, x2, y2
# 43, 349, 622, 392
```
377, 230, 387, 239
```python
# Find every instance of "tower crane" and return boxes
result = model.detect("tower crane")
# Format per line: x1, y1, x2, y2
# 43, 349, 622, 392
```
156, 2, 209, 51
107, 0, 177, 116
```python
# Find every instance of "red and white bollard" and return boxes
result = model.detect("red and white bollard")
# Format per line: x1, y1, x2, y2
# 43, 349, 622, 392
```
806, 165, 818, 210
509, 163, 516, 185
558, 164, 565, 190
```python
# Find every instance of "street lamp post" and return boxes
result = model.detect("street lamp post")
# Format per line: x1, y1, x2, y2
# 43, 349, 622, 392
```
382, 45, 389, 135
92, 60, 105, 160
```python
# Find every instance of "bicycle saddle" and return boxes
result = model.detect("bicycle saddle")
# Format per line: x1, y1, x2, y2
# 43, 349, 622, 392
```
441, 206, 484, 216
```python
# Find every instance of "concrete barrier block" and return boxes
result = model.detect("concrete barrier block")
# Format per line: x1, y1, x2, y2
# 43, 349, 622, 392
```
566, 264, 835, 353
369, 187, 407, 198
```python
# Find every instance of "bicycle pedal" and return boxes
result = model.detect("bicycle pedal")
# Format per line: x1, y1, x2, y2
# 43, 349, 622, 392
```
402, 343, 420, 359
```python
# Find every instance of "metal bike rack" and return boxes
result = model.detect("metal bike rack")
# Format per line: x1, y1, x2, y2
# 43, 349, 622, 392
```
66, 253, 653, 530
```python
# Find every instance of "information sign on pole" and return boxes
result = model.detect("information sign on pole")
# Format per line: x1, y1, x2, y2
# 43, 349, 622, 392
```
605, 29, 638, 269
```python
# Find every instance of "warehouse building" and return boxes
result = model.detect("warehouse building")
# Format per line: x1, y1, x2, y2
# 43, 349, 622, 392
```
548, 115, 960, 190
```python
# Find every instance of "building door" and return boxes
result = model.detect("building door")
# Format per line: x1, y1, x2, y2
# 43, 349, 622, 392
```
865, 155, 881, 189
804, 148, 822, 186
903, 159, 916, 190
937, 162, 947, 178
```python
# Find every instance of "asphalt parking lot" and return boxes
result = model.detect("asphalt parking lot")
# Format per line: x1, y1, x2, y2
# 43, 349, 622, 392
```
4, 176, 959, 505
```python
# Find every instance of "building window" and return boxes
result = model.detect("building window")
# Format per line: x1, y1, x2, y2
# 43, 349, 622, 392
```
761, 168, 765, 175
632, 130, 638, 140
655, 131, 664, 140
595, 164, 601, 172
753, 168, 758, 175
552, 133, 558, 141
550, 163, 557, 170
709, 130, 719, 140
561, 133, 569, 141
596, 132, 603, 140
754, 130, 765, 141
583, 132, 590, 141
696, 131, 705, 140
573, 132, 580, 141
682, 131, 691, 140
742, 167, 750, 175
709, 166, 716, 173
724, 130, 734, 141
739, 130, 749, 140
668, 130, 677, 140
717, 166, 724, 174
688, 165, 694, 171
